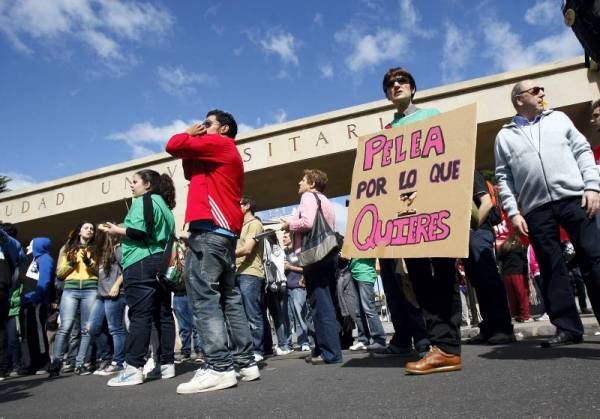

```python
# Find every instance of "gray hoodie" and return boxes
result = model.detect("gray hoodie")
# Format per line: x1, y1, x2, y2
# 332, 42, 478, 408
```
494, 109, 600, 218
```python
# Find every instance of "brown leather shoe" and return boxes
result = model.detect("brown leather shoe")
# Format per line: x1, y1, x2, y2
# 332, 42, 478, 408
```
405, 346, 462, 375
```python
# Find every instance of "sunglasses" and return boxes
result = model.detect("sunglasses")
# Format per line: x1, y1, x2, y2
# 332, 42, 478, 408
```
517, 86, 544, 96
202, 119, 213, 128
385, 76, 410, 89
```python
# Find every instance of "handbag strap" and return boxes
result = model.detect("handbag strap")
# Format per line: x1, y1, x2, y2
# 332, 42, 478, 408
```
311, 192, 322, 209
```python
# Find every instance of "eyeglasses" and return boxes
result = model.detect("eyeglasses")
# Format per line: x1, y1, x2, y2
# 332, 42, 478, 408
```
385, 76, 410, 89
517, 86, 544, 96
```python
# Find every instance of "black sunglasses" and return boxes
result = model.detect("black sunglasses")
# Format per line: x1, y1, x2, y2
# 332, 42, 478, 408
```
385, 76, 410, 89
202, 119, 213, 128
517, 86, 544, 96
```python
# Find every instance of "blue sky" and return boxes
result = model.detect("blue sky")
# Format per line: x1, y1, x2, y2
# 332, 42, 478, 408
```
0, 0, 581, 193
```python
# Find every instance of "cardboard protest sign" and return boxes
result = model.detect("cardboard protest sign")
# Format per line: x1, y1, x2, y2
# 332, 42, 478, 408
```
342, 103, 477, 259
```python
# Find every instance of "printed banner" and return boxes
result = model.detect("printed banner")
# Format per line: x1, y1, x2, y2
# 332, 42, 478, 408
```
342, 103, 478, 259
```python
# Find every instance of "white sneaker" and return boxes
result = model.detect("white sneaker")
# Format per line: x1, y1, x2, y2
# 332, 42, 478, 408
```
300, 344, 311, 352
236, 365, 260, 382
275, 347, 293, 356
253, 353, 264, 362
349, 342, 367, 351
107, 363, 144, 387
145, 363, 175, 380
142, 358, 155, 377
176, 367, 237, 394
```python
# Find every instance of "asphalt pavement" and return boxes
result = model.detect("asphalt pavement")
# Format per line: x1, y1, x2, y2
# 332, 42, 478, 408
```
1, 322, 600, 418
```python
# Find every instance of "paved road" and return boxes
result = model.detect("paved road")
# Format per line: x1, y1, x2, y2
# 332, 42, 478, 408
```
2, 328, 600, 418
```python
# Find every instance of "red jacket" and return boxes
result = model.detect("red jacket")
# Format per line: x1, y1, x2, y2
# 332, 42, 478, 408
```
166, 133, 244, 235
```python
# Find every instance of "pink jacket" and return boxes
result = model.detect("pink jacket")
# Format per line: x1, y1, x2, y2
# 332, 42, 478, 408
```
288, 192, 336, 252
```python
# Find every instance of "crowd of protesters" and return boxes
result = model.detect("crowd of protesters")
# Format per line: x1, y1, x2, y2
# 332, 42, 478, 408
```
1, 69, 600, 394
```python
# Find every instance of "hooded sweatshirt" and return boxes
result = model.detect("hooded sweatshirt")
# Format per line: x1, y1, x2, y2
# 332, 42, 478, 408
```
21, 238, 55, 305
494, 109, 600, 218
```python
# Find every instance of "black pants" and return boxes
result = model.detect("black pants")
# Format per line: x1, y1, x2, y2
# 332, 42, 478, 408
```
405, 258, 461, 355
525, 197, 600, 336
464, 229, 514, 337
123, 253, 175, 368
378, 259, 429, 352
20, 303, 50, 373
0, 292, 8, 374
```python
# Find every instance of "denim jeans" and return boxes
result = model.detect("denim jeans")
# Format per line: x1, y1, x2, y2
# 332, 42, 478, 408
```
525, 197, 600, 335
52, 288, 96, 367
186, 231, 254, 371
173, 294, 201, 355
287, 287, 310, 346
89, 296, 127, 366
353, 280, 386, 346
123, 253, 175, 368
464, 229, 513, 337
238, 274, 268, 355
304, 252, 342, 363
2, 316, 21, 372
266, 288, 292, 350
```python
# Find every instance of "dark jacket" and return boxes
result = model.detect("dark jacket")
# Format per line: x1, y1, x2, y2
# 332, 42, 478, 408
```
21, 238, 55, 305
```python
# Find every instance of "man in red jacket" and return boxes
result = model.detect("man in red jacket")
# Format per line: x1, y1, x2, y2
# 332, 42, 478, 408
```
166, 109, 259, 394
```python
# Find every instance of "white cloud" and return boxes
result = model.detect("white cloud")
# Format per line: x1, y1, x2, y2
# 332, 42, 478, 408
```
319, 63, 334, 79
237, 123, 256, 134
313, 12, 323, 26
259, 29, 299, 65
482, 18, 581, 71
0, 0, 174, 74
398, 0, 435, 39
233, 47, 243, 56
525, 0, 560, 26
0, 171, 37, 192
336, 26, 408, 73
108, 119, 190, 158
156, 66, 216, 97
273, 109, 287, 124
441, 22, 474, 83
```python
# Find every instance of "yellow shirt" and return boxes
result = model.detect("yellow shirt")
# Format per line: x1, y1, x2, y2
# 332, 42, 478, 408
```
236, 218, 265, 278
56, 245, 99, 289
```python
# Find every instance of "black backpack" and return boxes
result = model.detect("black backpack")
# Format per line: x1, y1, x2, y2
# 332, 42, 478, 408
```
563, 0, 600, 65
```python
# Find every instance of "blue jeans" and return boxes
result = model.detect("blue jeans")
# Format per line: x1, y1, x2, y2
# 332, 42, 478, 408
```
287, 287, 310, 346
123, 253, 175, 368
304, 252, 342, 363
186, 231, 254, 371
353, 280, 386, 346
238, 274, 268, 356
173, 294, 201, 355
89, 296, 127, 366
464, 229, 513, 337
52, 288, 96, 367
266, 288, 292, 350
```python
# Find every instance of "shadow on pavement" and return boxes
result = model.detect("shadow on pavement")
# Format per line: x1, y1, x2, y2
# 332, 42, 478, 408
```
0, 374, 65, 403
479, 338, 600, 361
340, 353, 418, 368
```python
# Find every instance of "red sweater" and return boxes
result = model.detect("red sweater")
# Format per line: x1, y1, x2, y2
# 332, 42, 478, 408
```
166, 133, 244, 235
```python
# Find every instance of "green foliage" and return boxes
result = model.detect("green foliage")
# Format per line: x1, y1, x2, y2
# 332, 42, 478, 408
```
0, 175, 11, 193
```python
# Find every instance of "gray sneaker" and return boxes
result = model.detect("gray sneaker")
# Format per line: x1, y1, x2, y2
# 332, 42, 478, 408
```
370, 344, 414, 358
366, 342, 387, 352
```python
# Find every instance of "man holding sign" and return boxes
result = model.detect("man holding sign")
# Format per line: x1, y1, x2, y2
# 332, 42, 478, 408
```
380, 67, 462, 375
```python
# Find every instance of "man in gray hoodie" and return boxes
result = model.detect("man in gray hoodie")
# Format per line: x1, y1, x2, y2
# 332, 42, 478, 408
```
494, 79, 600, 348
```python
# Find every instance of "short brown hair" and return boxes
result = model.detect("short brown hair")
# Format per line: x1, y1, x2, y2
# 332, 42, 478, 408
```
382, 67, 416, 98
303, 169, 328, 192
